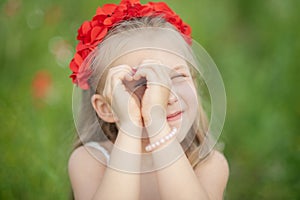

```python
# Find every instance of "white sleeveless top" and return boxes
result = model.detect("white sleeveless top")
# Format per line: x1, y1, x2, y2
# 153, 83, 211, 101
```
85, 142, 110, 162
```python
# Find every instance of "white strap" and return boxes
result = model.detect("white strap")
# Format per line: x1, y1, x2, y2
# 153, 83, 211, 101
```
85, 142, 110, 161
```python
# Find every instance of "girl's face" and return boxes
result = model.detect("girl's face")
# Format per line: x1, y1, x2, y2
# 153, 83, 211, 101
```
110, 49, 199, 142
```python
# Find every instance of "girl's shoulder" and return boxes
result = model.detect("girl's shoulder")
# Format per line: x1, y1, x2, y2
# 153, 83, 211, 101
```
196, 150, 229, 169
194, 150, 229, 179
69, 141, 110, 166
68, 144, 108, 179
194, 150, 229, 199
68, 142, 109, 174
68, 144, 108, 199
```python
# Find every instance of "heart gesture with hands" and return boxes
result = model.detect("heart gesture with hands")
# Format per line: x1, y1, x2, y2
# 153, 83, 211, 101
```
132, 60, 173, 136
102, 60, 172, 139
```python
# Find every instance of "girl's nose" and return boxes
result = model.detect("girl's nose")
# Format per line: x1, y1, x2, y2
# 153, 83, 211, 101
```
168, 92, 178, 105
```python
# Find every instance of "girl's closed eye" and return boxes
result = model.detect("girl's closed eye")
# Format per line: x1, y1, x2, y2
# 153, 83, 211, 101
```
171, 73, 189, 81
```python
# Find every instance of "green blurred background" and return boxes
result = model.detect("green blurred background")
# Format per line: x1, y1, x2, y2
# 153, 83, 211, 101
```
0, 0, 299, 199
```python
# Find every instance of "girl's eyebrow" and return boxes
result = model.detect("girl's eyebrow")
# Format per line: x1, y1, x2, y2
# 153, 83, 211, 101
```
173, 64, 188, 71
172, 65, 189, 73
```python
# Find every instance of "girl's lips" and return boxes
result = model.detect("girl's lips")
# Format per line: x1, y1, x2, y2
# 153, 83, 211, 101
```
167, 111, 183, 121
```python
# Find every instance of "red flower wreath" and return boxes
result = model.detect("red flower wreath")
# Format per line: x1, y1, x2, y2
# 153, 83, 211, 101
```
69, 0, 192, 90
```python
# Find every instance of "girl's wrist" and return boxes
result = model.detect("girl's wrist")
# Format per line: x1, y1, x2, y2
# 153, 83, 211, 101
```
148, 122, 172, 143
114, 127, 143, 154
146, 125, 177, 152
142, 104, 167, 126
144, 116, 168, 137
118, 121, 143, 138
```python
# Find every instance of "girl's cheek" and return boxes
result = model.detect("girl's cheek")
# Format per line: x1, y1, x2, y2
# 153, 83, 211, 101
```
173, 81, 197, 101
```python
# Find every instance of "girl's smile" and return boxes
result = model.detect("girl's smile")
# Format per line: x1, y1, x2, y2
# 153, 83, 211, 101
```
166, 111, 183, 121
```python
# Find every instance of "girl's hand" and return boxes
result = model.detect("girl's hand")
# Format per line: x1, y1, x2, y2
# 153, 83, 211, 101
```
133, 60, 172, 134
103, 65, 142, 133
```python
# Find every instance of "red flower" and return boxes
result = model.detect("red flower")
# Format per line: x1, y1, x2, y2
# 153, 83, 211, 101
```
32, 70, 52, 100
149, 2, 174, 14
70, 0, 192, 90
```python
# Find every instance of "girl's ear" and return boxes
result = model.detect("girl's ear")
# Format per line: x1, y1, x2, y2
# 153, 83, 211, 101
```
91, 94, 116, 123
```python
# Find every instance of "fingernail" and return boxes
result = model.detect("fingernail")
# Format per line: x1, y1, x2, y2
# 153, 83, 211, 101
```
125, 74, 132, 81
133, 74, 139, 80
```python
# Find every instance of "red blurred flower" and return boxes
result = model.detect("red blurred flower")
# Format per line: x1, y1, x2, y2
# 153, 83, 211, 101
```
4, 0, 21, 17
32, 70, 52, 100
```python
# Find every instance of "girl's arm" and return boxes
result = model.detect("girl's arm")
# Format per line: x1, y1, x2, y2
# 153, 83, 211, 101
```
68, 129, 142, 200
135, 60, 229, 199
69, 64, 143, 199
150, 126, 229, 200
92, 129, 142, 200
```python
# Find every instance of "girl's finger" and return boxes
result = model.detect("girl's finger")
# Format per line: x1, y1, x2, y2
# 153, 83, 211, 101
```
133, 66, 158, 82
140, 62, 172, 83
103, 65, 132, 99
124, 74, 133, 81
134, 63, 171, 88
110, 67, 132, 87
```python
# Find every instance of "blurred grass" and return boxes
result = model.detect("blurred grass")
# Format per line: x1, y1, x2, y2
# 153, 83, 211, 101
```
0, 0, 299, 199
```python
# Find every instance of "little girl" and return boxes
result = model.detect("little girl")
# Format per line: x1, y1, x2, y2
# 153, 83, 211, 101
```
68, 0, 229, 199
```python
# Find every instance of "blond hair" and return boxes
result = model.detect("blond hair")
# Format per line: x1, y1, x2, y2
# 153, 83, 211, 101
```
73, 16, 210, 168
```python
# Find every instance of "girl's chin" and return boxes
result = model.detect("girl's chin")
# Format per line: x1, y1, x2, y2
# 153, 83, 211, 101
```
166, 122, 182, 135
